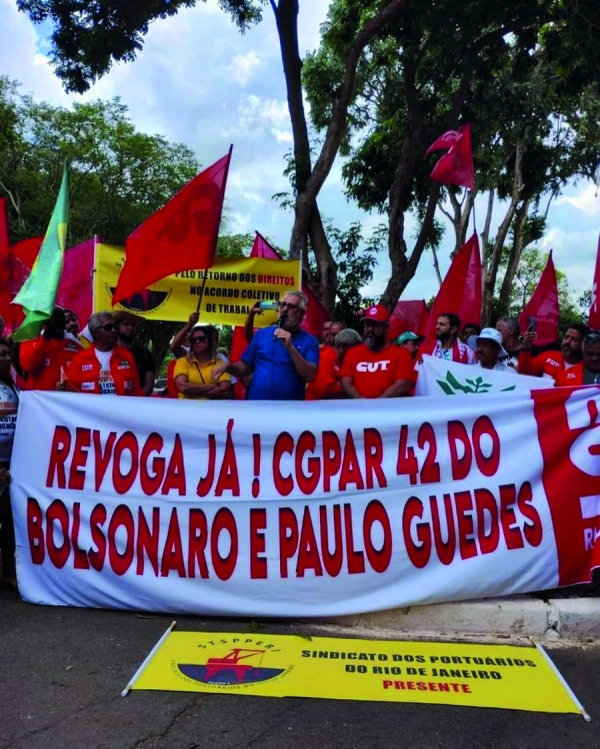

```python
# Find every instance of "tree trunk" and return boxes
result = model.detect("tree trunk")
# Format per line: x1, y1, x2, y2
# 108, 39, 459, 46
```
289, 0, 410, 264
480, 189, 495, 251
483, 140, 524, 324
498, 196, 532, 315
271, 0, 337, 310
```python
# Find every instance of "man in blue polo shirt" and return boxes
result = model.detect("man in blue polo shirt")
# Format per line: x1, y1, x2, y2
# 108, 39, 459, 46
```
213, 290, 319, 400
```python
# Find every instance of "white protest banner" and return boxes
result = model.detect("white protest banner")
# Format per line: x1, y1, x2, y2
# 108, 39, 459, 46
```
416, 355, 555, 396
10, 388, 600, 616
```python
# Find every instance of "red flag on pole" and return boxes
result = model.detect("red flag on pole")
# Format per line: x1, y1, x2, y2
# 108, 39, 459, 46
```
0, 198, 44, 332
422, 233, 482, 349
426, 124, 475, 191
462, 232, 483, 328
387, 300, 430, 341
252, 231, 280, 260
56, 238, 95, 325
519, 251, 559, 346
112, 147, 232, 304
589, 235, 600, 329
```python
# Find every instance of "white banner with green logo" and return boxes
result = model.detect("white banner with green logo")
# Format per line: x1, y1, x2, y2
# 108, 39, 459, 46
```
416, 355, 554, 396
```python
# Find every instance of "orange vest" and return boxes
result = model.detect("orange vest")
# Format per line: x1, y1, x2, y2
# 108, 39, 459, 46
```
66, 345, 142, 396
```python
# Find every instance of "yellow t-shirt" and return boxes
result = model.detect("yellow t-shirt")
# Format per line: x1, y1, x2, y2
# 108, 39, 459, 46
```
173, 357, 231, 400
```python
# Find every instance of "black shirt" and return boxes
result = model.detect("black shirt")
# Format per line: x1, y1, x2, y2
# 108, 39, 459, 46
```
130, 343, 155, 386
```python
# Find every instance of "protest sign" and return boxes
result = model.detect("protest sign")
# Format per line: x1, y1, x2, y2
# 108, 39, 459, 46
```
416, 355, 555, 396
94, 243, 301, 326
127, 630, 588, 717
10, 387, 600, 616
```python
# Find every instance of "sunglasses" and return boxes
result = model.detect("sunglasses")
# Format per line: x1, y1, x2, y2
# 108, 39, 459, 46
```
278, 301, 299, 310
585, 331, 600, 341
190, 335, 207, 344
100, 323, 116, 332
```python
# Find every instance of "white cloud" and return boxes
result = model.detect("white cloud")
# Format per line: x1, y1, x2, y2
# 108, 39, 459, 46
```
228, 51, 261, 86
272, 128, 293, 143
556, 184, 600, 216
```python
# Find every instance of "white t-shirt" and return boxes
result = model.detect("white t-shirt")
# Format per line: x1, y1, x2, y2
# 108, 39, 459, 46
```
0, 380, 19, 462
94, 349, 116, 395
476, 360, 516, 374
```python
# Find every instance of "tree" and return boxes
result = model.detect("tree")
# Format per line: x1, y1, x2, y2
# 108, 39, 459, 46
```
304, 0, 600, 315
1, 78, 200, 371
0, 77, 198, 245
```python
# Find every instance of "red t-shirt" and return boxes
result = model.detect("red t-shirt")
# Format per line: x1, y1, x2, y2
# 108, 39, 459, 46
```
518, 349, 564, 380
556, 362, 584, 387
340, 343, 415, 398
306, 346, 341, 400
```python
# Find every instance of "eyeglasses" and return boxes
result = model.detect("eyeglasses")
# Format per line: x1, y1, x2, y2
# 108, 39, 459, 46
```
100, 323, 116, 332
190, 335, 207, 344
585, 331, 600, 341
278, 301, 299, 310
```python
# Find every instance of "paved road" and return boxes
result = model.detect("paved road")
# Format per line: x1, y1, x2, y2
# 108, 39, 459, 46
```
1, 588, 598, 749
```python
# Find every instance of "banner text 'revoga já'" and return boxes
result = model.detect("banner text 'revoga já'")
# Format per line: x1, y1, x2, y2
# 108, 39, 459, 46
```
24, 418, 543, 580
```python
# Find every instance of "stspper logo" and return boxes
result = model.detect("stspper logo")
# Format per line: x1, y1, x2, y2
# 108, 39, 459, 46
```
177, 638, 288, 686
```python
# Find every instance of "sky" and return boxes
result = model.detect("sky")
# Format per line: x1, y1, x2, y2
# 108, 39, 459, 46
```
0, 0, 598, 303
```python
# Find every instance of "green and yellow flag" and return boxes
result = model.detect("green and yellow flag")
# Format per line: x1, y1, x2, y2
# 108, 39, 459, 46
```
12, 164, 69, 342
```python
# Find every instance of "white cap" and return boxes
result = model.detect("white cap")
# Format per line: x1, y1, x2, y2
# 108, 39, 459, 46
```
477, 327, 508, 357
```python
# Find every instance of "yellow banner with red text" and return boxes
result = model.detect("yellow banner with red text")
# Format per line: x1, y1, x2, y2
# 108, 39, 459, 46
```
93, 243, 300, 326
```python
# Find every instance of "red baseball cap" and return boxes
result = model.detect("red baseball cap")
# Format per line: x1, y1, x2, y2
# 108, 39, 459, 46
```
361, 304, 390, 323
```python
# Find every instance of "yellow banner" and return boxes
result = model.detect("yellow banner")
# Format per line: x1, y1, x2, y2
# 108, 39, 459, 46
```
132, 631, 584, 715
94, 243, 301, 326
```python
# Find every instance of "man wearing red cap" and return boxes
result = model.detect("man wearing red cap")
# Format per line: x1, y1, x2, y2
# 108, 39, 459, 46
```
340, 305, 415, 398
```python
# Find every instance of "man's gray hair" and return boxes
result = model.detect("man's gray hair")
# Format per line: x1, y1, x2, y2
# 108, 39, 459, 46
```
286, 290, 308, 312
88, 311, 114, 336
334, 329, 362, 347
497, 316, 520, 336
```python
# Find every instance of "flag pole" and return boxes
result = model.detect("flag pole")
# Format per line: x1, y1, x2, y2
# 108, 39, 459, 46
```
195, 269, 209, 315
91, 235, 98, 314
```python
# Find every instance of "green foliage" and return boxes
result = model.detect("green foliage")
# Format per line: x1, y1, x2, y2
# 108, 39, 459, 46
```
310, 220, 383, 328
0, 78, 198, 245
17, 0, 267, 93
303, 0, 600, 307
217, 232, 254, 258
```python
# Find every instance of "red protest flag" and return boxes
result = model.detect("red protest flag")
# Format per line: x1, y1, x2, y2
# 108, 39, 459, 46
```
519, 251, 559, 346
57, 238, 95, 326
0, 197, 43, 332
112, 147, 232, 304
589, 235, 600, 329
422, 233, 481, 350
425, 130, 463, 156
252, 231, 280, 260
388, 300, 430, 341
462, 231, 483, 328
427, 124, 475, 191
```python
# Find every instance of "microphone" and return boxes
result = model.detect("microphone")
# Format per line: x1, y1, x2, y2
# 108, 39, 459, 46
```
275, 315, 285, 339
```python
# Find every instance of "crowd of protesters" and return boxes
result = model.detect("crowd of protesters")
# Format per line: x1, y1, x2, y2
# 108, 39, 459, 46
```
0, 292, 599, 589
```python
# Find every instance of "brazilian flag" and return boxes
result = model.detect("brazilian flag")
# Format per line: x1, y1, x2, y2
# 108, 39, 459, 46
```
12, 164, 69, 342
